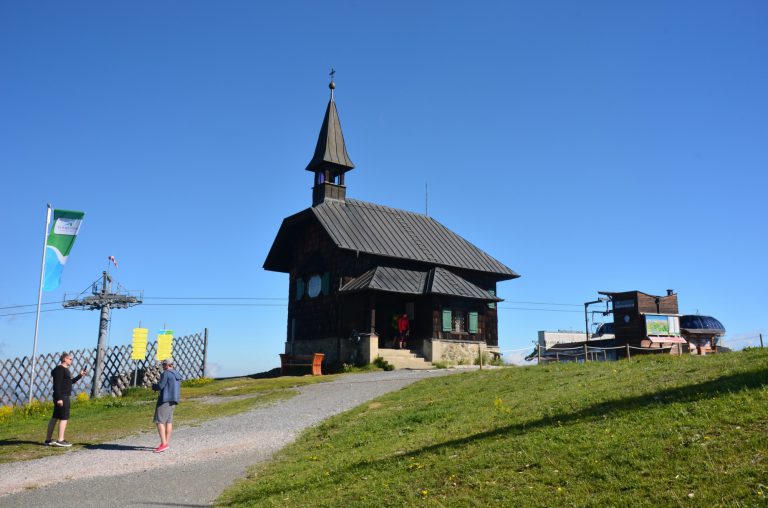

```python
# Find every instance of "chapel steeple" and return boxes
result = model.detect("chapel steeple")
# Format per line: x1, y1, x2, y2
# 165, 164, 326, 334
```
306, 71, 355, 206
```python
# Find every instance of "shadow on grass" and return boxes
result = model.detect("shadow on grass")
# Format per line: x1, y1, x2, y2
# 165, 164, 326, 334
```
221, 366, 768, 504
215, 368, 283, 381
83, 443, 155, 451
247, 368, 282, 379
0, 439, 50, 447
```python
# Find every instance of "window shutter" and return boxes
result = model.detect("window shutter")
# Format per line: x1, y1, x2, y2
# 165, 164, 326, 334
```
487, 289, 496, 309
295, 278, 304, 300
469, 312, 478, 333
442, 310, 452, 332
321, 272, 331, 295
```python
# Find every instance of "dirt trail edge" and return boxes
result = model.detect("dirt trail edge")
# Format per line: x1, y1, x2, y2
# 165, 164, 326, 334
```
0, 369, 462, 507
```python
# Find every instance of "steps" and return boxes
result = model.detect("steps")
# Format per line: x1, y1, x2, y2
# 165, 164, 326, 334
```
377, 348, 433, 370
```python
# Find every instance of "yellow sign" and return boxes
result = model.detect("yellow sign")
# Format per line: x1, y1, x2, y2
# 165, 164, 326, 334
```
131, 328, 149, 360
156, 330, 174, 361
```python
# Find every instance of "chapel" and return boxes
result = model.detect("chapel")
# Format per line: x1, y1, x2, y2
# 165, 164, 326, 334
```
263, 79, 519, 367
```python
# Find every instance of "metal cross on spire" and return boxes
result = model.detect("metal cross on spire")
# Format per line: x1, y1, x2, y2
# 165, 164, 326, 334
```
329, 67, 336, 98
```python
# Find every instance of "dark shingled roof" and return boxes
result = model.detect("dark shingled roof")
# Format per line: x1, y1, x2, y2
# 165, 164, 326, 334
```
341, 266, 425, 295
340, 266, 502, 301
311, 199, 519, 279
305, 95, 355, 174
430, 267, 502, 300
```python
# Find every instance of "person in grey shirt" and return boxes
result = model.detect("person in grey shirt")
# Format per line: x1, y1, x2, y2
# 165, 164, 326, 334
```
151, 357, 182, 453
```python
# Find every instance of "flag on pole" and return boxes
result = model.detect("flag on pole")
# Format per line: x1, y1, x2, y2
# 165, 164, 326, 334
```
109, 255, 118, 269
42, 209, 85, 291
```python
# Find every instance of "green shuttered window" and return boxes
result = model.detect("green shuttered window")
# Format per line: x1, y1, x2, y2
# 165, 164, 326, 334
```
488, 289, 496, 309
468, 312, 478, 333
295, 278, 305, 300
442, 310, 452, 332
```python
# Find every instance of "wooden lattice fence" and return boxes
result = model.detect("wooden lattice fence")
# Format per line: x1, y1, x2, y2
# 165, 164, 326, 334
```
0, 329, 208, 406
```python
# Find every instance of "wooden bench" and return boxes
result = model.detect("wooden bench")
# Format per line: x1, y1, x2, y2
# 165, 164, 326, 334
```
279, 353, 324, 376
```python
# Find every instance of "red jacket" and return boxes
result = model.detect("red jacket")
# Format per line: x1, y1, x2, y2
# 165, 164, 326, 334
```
397, 315, 409, 333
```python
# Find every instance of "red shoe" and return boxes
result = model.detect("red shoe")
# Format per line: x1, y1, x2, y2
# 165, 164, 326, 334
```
154, 444, 169, 453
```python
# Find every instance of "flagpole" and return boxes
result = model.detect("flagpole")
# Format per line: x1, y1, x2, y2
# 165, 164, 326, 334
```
29, 204, 52, 404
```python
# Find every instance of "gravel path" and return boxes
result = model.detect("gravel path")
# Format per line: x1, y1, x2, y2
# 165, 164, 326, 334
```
0, 369, 464, 507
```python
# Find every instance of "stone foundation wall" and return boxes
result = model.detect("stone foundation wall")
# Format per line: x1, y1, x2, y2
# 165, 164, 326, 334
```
286, 334, 380, 367
422, 339, 500, 365
287, 338, 340, 365
287, 337, 498, 367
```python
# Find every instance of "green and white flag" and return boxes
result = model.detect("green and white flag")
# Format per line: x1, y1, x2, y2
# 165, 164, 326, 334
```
43, 209, 85, 291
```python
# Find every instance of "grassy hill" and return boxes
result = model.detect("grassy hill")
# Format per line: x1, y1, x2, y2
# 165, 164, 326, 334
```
218, 349, 768, 507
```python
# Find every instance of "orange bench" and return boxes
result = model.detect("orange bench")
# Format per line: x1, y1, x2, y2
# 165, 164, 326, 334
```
279, 353, 324, 376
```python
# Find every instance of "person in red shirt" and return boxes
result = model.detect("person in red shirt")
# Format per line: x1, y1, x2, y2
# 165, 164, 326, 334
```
396, 314, 410, 349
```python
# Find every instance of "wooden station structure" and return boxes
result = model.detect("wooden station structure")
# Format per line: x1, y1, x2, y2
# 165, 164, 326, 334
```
599, 289, 687, 350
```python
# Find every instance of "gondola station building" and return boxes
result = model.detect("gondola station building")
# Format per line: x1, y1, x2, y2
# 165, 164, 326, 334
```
263, 81, 519, 368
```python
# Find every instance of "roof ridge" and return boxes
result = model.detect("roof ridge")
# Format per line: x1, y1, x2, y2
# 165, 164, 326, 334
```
345, 198, 433, 219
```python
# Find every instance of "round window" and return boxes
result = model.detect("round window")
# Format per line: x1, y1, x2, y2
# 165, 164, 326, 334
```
307, 275, 322, 298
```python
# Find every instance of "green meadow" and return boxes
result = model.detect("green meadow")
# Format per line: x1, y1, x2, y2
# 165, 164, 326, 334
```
218, 349, 768, 507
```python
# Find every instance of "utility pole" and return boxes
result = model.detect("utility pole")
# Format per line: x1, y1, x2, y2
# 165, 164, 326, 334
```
63, 271, 142, 397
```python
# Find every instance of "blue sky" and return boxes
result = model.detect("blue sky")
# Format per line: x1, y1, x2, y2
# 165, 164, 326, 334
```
1, 1, 766, 376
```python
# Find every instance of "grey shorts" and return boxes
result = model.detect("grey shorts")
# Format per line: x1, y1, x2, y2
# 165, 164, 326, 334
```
153, 402, 177, 424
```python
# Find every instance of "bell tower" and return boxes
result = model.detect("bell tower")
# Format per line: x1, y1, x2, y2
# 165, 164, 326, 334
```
306, 72, 355, 206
